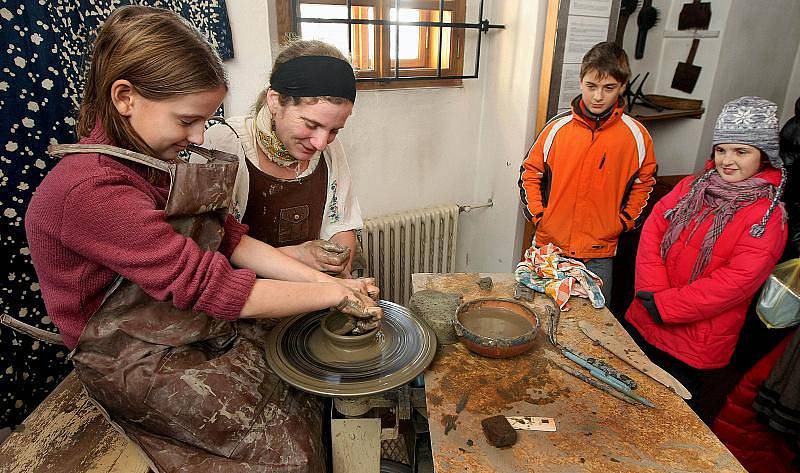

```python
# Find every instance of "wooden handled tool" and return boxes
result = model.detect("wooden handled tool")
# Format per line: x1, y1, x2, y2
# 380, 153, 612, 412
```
671, 38, 701, 94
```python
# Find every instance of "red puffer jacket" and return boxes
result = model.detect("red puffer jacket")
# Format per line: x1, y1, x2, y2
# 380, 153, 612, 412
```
625, 164, 787, 369
712, 333, 797, 473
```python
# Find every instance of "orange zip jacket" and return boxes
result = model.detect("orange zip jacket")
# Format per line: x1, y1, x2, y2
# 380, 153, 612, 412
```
518, 97, 657, 258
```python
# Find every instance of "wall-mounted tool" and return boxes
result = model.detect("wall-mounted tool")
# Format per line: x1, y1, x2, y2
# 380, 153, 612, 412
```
614, 0, 639, 46
578, 320, 692, 399
635, 0, 659, 59
671, 38, 702, 93
678, 0, 712, 30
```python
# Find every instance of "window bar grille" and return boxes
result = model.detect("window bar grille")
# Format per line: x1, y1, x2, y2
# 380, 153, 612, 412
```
290, 0, 504, 82
474, 0, 485, 79
436, 0, 444, 79
347, 0, 352, 60
394, 0, 400, 80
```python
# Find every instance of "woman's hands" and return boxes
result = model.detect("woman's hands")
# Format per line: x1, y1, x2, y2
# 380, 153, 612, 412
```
294, 239, 351, 275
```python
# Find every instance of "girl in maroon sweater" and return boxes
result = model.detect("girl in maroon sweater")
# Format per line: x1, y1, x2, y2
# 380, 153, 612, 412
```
24, 6, 378, 471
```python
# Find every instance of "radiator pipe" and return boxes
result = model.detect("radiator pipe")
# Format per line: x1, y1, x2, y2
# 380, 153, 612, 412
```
459, 199, 493, 213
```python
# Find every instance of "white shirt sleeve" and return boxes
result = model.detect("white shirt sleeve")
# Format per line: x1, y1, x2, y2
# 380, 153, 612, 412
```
319, 139, 364, 240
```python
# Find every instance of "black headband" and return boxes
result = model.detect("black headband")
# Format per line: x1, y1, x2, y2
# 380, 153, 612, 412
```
270, 56, 356, 103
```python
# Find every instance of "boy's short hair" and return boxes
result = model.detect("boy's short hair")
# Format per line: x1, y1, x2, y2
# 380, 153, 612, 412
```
580, 42, 630, 84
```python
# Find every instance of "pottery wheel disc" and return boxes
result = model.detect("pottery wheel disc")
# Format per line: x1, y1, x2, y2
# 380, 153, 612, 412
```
266, 300, 437, 397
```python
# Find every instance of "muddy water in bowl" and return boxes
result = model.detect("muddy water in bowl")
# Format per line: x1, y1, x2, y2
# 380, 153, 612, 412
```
460, 307, 534, 339
454, 298, 540, 358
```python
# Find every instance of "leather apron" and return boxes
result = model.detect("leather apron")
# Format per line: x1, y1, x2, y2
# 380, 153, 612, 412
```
50, 144, 325, 473
242, 155, 328, 247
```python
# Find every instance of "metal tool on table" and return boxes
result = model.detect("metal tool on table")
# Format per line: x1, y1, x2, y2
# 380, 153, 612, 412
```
678, 0, 711, 31
547, 306, 656, 408
578, 320, 692, 399
671, 38, 702, 93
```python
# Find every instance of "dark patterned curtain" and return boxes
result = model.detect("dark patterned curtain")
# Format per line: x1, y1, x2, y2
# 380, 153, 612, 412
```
0, 0, 233, 429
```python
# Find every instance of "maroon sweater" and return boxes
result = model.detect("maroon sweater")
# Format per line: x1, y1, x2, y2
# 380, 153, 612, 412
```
25, 125, 256, 349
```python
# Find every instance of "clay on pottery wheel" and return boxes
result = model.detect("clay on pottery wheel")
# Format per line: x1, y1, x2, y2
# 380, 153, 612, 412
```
266, 300, 437, 397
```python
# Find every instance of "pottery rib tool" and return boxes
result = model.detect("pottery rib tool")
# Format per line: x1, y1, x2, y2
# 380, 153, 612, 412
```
578, 320, 692, 400
634, 0, 659, 59
671, 38, 702, 93
678, 0, 711, 30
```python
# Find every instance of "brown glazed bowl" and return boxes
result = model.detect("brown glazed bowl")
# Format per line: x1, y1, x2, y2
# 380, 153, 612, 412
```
453, 298, 540, 358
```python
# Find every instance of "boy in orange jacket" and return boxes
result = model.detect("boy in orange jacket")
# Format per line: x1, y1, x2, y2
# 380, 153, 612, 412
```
518, 42, 657, 302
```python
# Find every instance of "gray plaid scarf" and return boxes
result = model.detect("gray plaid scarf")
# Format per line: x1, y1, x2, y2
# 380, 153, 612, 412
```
661, 170, 776, 282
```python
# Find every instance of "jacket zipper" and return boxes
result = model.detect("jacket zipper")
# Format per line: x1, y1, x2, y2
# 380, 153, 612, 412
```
599, 153, 606, 169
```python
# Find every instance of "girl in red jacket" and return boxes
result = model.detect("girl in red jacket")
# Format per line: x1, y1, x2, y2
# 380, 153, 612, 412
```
624, 96, 788, 424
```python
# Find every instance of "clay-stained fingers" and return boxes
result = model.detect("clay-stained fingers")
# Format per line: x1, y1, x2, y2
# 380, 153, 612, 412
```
352, 318, 381, 334
335, 291, 384, 321
339, 277, 379, 299
299, 240, 351, 272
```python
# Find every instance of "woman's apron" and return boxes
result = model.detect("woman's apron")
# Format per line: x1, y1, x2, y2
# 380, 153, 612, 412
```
48, 144, 325, 473
242, 155, 328, 247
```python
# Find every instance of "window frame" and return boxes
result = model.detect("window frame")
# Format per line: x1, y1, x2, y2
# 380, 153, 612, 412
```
275, 0, 469, 90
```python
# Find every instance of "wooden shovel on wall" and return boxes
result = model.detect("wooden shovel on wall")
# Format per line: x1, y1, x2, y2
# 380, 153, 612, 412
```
671, 38, 701, 93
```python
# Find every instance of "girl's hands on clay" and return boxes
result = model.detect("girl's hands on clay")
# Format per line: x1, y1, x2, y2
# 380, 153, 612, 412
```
334, 289, 383, 334
297, 240, 351, 274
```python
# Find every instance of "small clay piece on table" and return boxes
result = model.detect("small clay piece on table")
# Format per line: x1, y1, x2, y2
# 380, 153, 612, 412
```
408, 290, 463, 345
481, 415, 517, 448
477, 277, 493, 291
513, 283, 535, 302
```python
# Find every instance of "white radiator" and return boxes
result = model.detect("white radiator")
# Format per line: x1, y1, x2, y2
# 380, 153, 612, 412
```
359, 204, 459, 305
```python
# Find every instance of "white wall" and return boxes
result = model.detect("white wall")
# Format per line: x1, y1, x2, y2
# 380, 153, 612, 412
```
623, 0, 800, 175
458, 0, 546, 271
221, 0, 547, 273
220, 1, 273, 116
782, 45, 800, 125
696, 0, 800, 170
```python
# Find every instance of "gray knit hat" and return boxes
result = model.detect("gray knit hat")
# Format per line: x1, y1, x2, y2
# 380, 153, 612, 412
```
713, 96, 781, 168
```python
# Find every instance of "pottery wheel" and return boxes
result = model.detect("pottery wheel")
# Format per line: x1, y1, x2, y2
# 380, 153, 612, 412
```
266, 300, 437, 397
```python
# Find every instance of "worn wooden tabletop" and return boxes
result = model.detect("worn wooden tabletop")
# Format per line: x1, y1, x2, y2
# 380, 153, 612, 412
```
412, 272, 745, 473
0, 372, 149, 473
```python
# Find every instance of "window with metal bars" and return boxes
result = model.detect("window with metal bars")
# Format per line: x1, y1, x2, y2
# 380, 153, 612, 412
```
275, 0, 502, 89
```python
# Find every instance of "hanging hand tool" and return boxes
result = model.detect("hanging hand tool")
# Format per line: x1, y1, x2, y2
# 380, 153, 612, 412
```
578, 320, 692, 399
546, 305, 656, 408
671, 38, 702, 93
678, 0, 711, 30
634, 0, 659, 59
614, 0, 639, 46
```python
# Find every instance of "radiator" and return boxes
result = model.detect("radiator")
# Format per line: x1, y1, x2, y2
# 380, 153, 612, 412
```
359, 204, 459, 306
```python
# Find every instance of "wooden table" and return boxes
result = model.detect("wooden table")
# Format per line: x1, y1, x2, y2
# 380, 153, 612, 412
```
0, 372, 149, 473
628, 103, 704, 121
412, 272, 745, 472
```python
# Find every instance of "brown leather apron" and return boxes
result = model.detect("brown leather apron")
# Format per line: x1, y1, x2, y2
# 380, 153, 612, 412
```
242, 155, 328, 247
50, 144, 325, 473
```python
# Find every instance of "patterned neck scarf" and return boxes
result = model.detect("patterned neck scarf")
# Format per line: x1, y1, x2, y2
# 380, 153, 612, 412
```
661, 170, 776, 282
253, 106, 298, 167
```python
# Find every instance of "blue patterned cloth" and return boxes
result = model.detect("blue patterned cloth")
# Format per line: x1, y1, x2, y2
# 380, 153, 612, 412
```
0, 0, 232, 428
